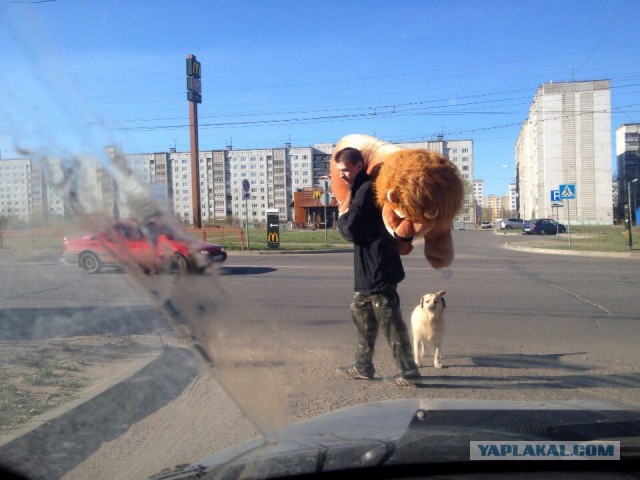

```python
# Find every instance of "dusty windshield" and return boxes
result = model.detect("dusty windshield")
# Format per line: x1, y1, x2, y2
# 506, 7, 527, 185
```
1, 2, 640, 479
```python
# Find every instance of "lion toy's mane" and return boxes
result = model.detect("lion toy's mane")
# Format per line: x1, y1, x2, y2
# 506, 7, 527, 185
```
330, 134, 464, 269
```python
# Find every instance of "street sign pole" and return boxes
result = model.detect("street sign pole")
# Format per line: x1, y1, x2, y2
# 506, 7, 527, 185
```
242, 179, 251, 249
319, 176, 331, 245
567, 200, 571, 246
559, 184, 575, 246
186, 54, 202, 228
323, 180, 328, 245
626, 180, 633, 249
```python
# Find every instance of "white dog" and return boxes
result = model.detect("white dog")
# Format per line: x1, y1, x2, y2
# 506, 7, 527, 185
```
411, 290, 446, 368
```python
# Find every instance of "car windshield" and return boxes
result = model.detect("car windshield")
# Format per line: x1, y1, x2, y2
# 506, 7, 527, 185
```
1, 2, 640, 479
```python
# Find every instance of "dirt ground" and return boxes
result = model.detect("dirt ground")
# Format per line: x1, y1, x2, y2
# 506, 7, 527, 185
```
0, 334, 165, 445
0, 333, 260, 480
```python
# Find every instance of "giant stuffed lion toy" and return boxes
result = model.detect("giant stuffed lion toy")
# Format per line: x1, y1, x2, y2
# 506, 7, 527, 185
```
330, 134, 464, 269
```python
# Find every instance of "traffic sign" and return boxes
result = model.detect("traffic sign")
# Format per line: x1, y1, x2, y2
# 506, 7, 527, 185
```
550, 190, 562, 202
319, 191, 331, 206
242, 179, 251, 200
559, 184, 576, 199
319, 178, 331, 206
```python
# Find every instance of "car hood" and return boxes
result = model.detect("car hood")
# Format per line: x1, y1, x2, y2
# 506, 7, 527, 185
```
150, 399, 640, 479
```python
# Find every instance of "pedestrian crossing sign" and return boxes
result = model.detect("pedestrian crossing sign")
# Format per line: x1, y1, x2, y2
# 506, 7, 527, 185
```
559, 184, 576, 199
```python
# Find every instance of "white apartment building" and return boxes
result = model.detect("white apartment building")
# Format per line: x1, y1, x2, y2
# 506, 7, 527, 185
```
515, 80, 613, 225
124, 152, 171, 214
507, 183, 517, 215
169, 151, 195, 223
398, 138, 475, 228
615, 124, 640, 222
1, 138, 476, 227
473, 180, 484, 206
0, 158, 40, 221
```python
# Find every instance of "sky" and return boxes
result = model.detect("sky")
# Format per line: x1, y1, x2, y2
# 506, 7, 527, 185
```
0, 0, 638, 196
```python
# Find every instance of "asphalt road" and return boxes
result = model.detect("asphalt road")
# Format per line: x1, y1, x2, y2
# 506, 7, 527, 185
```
2, 230, 640, 479
3, 230, 640, 394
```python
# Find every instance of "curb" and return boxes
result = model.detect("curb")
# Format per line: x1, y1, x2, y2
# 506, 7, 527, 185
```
504, 242, 640, 259
257, 248, 353, 255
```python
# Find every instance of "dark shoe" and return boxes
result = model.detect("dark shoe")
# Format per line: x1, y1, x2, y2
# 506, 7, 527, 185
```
383, 371, 420, 387
336, 365, 374, 380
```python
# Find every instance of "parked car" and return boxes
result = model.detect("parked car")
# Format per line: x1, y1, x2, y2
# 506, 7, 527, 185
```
481, 221, 493, 229
522, 218, 566, 235
63, 219, 227, 274
500, 218, 524, 229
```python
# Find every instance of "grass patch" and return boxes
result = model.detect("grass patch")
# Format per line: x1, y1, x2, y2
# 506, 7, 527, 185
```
518, 225, 640, 253
226, 227, 352, 251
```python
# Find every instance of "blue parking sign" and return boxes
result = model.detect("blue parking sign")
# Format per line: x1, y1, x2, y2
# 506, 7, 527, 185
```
550, 190, 561, 202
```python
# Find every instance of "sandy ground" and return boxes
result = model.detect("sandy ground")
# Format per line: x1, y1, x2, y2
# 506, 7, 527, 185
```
0, 333, 260, 480
0, 334, 163, 445
4, 329, 638, 480
63, 372, 257, 480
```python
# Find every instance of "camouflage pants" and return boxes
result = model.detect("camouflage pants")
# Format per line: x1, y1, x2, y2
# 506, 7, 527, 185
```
350, 287, 418, 377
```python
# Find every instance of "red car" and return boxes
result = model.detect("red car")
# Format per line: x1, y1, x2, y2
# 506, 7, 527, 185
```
63, 220, 227, 274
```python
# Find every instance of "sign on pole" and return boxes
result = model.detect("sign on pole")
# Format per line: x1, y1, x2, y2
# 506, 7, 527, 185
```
242, 178, 250, 249
559, 184, 575, 245
242, 178, 251, 200
267, 209, 280, 249
559, 184, 576, 199
319, 177, 331, 244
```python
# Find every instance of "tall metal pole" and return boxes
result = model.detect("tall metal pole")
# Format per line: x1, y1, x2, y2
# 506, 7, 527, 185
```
189, 99, 201, 228
567, 200, 571, 246
626, 180, 633, 249
187, 54, 202, 228
245, 197, 250, 249
323, 179, 328, 245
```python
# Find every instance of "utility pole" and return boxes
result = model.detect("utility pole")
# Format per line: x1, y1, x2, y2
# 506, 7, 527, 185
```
186, 54, 202, 228
626, 179, 633, 249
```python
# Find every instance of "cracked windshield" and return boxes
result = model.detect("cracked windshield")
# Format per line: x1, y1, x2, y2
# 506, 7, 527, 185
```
1, 1, 640, 479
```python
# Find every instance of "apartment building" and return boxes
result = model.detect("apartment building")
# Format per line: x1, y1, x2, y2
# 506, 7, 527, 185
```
398, 137, 475, 228
473, 180, 484, 206
615, 124, 640, 223
507, 183, 517, 216
1, 137, 475, 228
515, 80, 613, 225
483, 195, 502, 223
0, 158, 41, 221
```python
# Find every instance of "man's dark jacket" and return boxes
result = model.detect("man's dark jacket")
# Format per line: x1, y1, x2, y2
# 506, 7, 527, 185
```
337, 169, 405, 293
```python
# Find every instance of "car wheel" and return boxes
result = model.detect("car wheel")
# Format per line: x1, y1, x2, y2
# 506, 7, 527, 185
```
540, 229, 546, 235
165, 253, 189, 274
80, 252, 102, 274
505, 225, 512, 229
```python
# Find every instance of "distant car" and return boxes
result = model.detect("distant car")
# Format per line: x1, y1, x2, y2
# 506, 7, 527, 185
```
522, 218, 566, 235
481, 221, 493, 229
500, 218, 524, 229
63, 220, 227, 274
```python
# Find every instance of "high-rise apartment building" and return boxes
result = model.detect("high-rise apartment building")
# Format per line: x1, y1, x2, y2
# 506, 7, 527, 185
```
516, 80, 613, 224
483, 195, 501, 223
0, 158, 41, 221
507, 183, 517, 216
1, 137, 475, 228
398, 137, 475, 228
615, 124, 640, 223
473, 180, 484, 206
